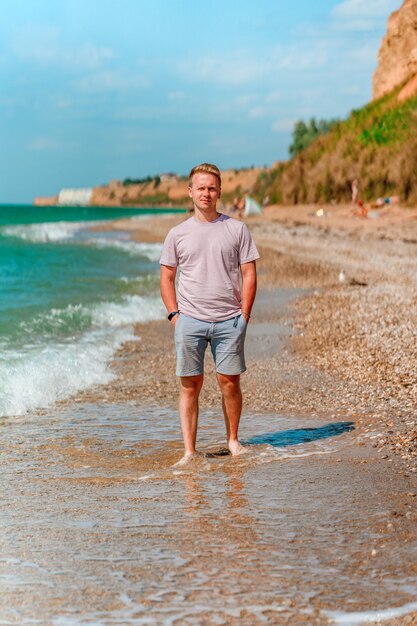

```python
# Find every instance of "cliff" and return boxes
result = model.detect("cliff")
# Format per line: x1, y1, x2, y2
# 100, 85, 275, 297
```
33, 195, 59, 206
93, 167, 263, 207
254, 85, 417, 205
35, 167, 263, 208
373, 0, 417, 101
252, 2, 417, 206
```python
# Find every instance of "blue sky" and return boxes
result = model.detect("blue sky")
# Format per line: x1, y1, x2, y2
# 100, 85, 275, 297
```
0, 0, 401, 203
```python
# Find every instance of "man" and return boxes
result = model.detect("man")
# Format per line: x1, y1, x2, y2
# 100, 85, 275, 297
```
160, 163, 259, 466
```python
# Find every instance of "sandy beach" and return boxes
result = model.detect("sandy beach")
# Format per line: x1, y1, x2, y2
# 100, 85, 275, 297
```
87, 202, 417, 470
2, 203, 417, 625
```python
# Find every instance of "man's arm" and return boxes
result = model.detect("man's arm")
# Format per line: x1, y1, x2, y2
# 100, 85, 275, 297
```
160, 264, 179, 325
240, 260, 257, 322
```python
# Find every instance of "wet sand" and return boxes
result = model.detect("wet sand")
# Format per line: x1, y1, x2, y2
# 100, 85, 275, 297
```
2, 204, 417, 625
1, 400, 417, 625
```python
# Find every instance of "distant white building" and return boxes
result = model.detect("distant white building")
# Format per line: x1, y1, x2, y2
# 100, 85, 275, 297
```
58, 188, 93, 206
160, 173, 178, 182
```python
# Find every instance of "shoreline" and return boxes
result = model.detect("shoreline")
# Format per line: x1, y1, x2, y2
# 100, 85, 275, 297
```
71, 202, 417, 473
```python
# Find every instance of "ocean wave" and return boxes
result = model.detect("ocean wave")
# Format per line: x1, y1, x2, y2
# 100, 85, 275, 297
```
82, 237, 163, 260
1, 294, 165, 417
91, 294, 165, 327
0, 328, 130, 417
19, 295, 165, 338
19, 304, 93, 337
2, 221, 86, 243
2, 220, 163, 260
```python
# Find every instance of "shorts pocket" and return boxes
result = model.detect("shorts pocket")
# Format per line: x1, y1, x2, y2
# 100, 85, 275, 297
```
174, 313, 182, 336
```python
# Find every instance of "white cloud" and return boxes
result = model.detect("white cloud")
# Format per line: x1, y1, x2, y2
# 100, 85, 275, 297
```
167, 91, 186, 101
346, 42, 382, 64
113, 105, 166, 121
266, 91, 283, 103
72, 44, 115, 71
178, 52, 270, 86
278, 47, 328, 70
235, 94, 258, 106
178, 42, 330, 88
248, 106, 268, 119
340, 84, 362, 95
272, 119, 296, 133
332, 0, 398, 19
50, 95, 73, 110
27, 137, 62, 151
11, 25, 114, 71
74, 71, 149, 93
331, 0, 400, 30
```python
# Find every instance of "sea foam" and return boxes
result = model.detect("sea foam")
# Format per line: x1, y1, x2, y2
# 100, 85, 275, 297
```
324, 600, 417, 624
18, 295, 165, 337
82, 237, 163, 260
0, 328, 128, 416
2, 221, 85, 242
3, 220, 163, 260
0, 295, 165, 417
91, 294, 165, 327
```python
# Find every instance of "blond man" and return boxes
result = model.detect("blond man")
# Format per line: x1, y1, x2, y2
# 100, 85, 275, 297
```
160, 163, 259, 465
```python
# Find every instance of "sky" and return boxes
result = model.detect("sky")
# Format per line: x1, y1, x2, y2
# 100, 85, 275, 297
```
0, 0, 402, 203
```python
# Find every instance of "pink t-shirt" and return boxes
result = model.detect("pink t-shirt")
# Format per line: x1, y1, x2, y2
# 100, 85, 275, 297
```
160, 214, 260, 322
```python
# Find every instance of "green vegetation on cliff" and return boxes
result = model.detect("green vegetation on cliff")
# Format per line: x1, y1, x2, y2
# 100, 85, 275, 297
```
255, 84, 417, 205
289, 117, 339, 157
123, 175, 161, 187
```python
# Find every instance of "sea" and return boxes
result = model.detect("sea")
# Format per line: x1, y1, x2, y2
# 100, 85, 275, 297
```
0, 204, 184, 418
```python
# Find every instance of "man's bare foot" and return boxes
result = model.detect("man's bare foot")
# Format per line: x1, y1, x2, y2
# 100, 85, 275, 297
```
172, 451, 206, 468
228, 440, 249, 456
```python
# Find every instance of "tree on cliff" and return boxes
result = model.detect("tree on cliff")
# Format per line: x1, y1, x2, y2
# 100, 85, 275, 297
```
289, 117, 338, 157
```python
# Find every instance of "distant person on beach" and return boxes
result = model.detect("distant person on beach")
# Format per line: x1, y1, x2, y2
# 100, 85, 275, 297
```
160, 163, 259, 466
230, 196, 245, 218
351, 178, 359, 204
351, 199, 368, 219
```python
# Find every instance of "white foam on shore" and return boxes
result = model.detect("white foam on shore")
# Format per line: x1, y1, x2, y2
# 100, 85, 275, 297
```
3, 220, 163, 261
0, 218, 162, 262
0, 295, 165, 418
50, 601, 311, 626
18, 295, 165, 337
0, 327, 130, 417
83, 237, 163, 260
2, 221, 163, 259
260, 448, 336, 460
2, 221, 85, 243
325, 600, 417, 625
92, 294, 165, 326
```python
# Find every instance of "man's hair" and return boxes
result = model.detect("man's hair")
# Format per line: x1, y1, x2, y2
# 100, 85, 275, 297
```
188, 163, 221, 189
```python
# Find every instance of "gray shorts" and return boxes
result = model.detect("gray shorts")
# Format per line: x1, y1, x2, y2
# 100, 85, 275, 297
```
174, 313, 247, 377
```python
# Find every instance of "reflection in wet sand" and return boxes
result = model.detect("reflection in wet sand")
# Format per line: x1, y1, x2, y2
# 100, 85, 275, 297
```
1, 402, 417, 625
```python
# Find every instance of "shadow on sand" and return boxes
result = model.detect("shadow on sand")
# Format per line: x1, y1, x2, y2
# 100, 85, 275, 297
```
244, 421, 355, 448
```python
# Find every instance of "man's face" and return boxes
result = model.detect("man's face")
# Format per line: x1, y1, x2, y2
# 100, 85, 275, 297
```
188, 172, 220, 212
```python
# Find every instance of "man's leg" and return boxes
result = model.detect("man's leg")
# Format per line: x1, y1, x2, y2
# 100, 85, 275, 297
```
174, 314, 208, 466
176, 374, 204, 463
216, 373, 248, 455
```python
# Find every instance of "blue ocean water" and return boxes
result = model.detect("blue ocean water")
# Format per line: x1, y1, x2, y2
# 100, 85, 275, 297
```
0, 205, 182, 417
